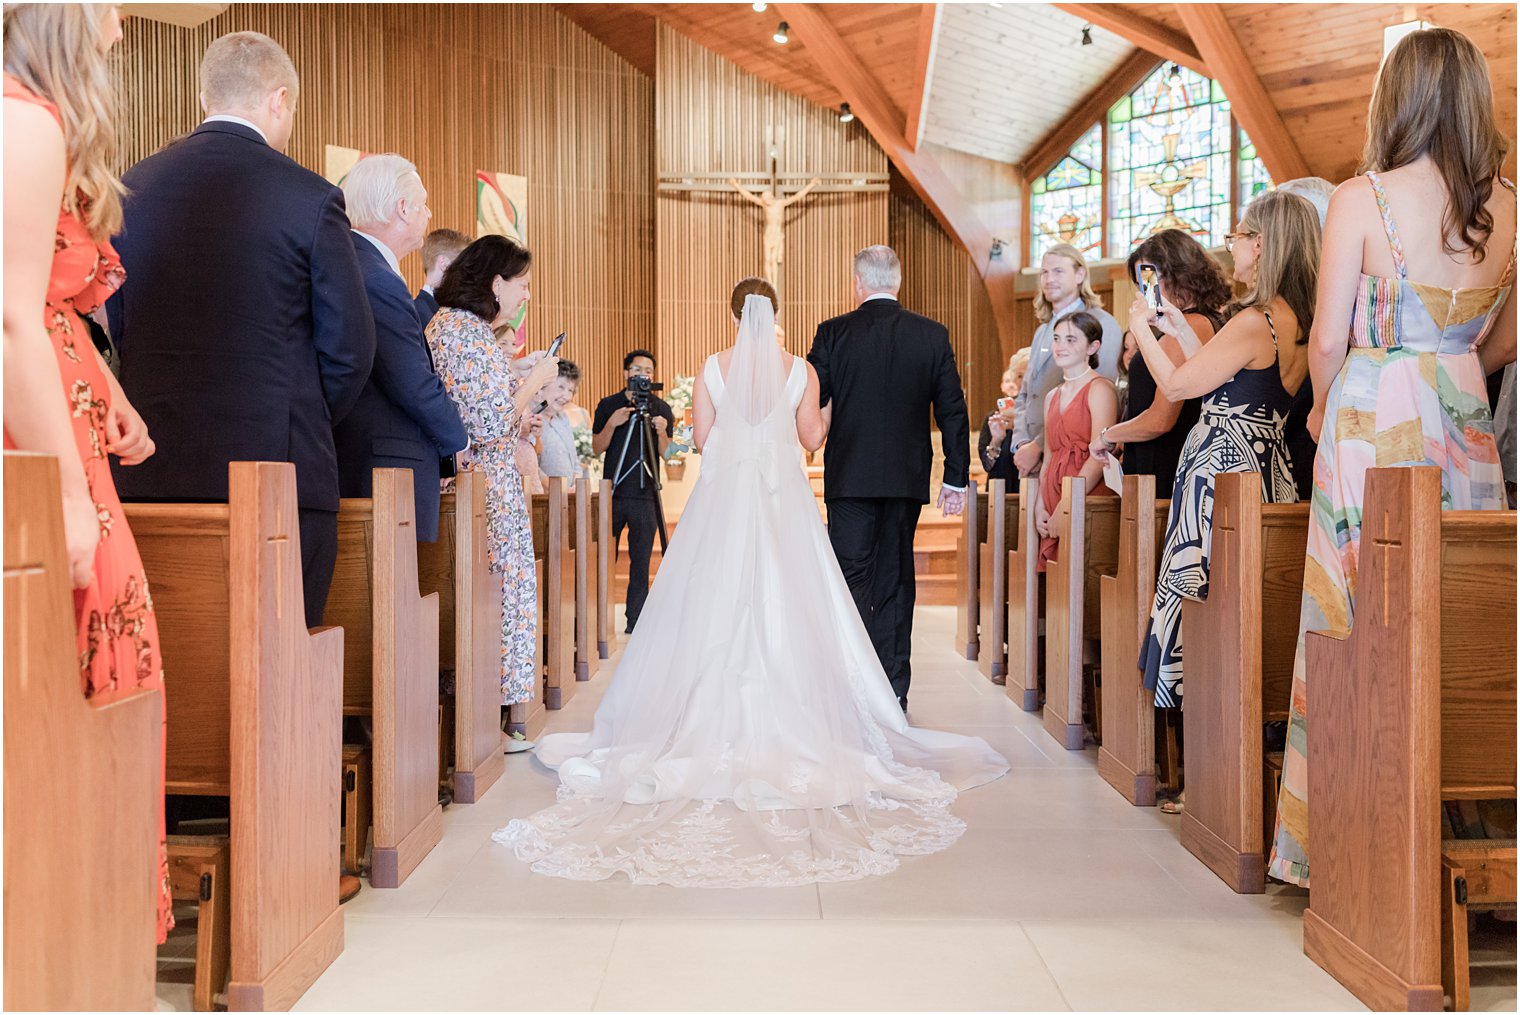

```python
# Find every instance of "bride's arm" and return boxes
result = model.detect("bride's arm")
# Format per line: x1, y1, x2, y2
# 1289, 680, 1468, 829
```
797, 363, 828, 452
693, 372, 716, 452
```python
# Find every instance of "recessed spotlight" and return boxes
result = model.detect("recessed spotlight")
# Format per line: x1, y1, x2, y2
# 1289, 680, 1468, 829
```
839, 103, 855, 123
773, 21, 789, 44
752, 1, 767, 11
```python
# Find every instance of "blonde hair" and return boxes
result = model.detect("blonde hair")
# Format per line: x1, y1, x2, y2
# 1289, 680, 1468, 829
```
1033, 243, 1102, 323
1233, 190, 1320, 344
3, 3, 124, 239
1364, 27, 1509, 261
1007, 347, 1031, 390
199, 30, 298, 115
342, 153, 423, 231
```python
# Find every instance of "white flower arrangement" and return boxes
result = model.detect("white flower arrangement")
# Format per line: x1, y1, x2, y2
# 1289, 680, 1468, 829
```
663, 374, 696, 461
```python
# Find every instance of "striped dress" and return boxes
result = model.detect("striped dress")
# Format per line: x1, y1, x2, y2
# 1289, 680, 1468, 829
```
1268, 172, 1514, 886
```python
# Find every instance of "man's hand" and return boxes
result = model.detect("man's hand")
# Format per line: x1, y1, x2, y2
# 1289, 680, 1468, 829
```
1013, 440, 1041, 476
938, 486, 966, 517
652, 416, 669, 437
606, 405, 635, 430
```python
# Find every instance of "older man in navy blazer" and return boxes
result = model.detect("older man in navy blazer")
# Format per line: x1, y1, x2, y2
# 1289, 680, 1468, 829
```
334, 156, 467, 542
108, 31, 375, 628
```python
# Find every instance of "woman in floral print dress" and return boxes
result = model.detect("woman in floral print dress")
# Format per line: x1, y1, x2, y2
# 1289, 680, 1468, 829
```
426, 236, 560, 706
4, 5, 172, 941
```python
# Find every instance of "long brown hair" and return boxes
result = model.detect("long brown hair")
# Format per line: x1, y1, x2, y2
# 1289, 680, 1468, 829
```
1363, 27, 1509, 261
3, 4, 124, 239
1128, 229, 1233, 316
1033, 243, 1103, 323
1232, 191, 1320, 345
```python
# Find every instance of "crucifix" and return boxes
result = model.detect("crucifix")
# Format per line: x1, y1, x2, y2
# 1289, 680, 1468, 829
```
658, 123, 889, 286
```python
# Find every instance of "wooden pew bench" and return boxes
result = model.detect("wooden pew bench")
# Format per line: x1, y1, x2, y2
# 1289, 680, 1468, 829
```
978, 479, 1023, 684
1302, 466, 1517, 1012
1043, 476, 1120, 751
4, 452, 161, 1011
1097, 475, 1167, 806
1006, 477, 1042, 711
954, 479, 982, 660
325, 468, 442, 889
1178, 472, 1308, 892
530, 477, 576, 709
571, 471, 600, 682
417, 469, 504, 805
596, 477, 613, 661
126, 460, 344, 1010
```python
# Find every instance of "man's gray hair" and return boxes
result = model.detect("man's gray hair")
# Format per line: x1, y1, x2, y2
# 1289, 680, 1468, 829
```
853, 244, 902, 293
199, 31, 299, 114
343, 154, 423, 231
1276, 177, 1336, 230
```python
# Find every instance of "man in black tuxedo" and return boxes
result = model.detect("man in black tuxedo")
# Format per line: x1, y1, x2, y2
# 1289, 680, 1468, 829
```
413, 228, 469, 327
108, 31, 375, 628
808, 245, 970, 711
333, 155, 467, 543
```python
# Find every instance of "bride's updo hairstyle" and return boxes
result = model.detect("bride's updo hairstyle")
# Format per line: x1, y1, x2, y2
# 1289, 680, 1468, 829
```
730, 276, 778, 317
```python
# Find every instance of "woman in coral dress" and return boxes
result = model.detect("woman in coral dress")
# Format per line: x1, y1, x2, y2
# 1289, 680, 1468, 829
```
3, 5, 171, 941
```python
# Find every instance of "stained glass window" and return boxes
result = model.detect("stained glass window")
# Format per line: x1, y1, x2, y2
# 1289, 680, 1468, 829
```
1107, 64, 1235, 256
1237, 127, 1274, 213
1029, 122, 1103, 263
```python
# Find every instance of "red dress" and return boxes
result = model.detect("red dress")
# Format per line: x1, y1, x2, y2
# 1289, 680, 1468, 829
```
1038, 375, 1113, 571
4, 75, 172, 942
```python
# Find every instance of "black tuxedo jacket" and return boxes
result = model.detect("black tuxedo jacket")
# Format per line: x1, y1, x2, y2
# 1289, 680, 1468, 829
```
107, 120, 375, 512
808, 298, 970, 503
414, 288, 439, 327
334, 237, 468, 542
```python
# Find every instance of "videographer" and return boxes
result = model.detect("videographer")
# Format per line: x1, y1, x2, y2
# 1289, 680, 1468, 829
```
592, 349, 674, 633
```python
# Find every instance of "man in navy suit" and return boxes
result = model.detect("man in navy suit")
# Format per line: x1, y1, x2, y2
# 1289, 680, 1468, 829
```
413, 228, 468, 327
108, 31, 375, 628
333, 156, 467, 543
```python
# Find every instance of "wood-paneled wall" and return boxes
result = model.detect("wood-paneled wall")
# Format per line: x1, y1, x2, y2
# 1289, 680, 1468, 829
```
113, 3, 654, 404
656, 25, 888, 382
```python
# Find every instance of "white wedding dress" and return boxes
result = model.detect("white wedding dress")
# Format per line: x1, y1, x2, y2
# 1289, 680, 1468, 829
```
495, 295, 1008, 886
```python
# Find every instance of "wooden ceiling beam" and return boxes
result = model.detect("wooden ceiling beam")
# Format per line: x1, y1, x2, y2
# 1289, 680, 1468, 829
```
1175, 3, 1311, 182
1052, 3, 1208, 77
903, 3, 941, 151
774, 2, 1023, 362
1021, 47, 1159, 177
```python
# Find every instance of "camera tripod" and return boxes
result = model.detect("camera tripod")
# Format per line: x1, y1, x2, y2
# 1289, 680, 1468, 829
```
610, 400, 670, 552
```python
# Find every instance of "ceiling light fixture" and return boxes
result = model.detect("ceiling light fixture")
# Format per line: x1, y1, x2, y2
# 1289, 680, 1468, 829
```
773, 20, 789, 44
752, 1, 767, 11
839, 103, 855, 123
1081, 25, 1093, 45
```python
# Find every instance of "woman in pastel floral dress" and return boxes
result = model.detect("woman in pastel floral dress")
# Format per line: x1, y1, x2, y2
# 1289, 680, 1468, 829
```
1268, 27, 1517, 885
427, 236, 560, 706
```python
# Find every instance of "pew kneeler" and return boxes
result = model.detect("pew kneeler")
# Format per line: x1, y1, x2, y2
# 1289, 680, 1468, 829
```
167, 836, 232, 1012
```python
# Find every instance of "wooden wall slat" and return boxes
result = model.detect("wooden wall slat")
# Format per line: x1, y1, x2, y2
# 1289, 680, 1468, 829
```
113, 3, 654, 405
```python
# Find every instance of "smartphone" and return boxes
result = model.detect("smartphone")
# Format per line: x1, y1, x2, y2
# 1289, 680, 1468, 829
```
996, 396, 1014, 413
547, 332, 567, 357
1135, 263, 1163, 314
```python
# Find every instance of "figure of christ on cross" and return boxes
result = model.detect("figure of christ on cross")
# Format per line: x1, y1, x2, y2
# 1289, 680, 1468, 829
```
726, 175, 822, 283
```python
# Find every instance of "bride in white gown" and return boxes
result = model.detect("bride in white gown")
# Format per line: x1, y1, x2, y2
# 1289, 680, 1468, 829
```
495, 290, 1008, 886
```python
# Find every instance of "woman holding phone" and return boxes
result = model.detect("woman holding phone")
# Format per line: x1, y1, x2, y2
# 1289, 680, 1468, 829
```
1091, 230, 1231, 499
1133, 191, 1319, 725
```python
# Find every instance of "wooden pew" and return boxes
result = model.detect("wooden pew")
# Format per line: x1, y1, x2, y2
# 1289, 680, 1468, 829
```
954, 479, 981, 660
126, 460, 344, 1010
1178, 472, 1308, 892
1043, 476, 1122, 750
1302, 467, 1517, 1012
530, 477, 576, 708
1097, 476, 1167, 806
977, 480, 1025, 683
417, 469, 504, 805
597, 477, 613, 659
572, 471, 600, 681
326, 469, 442, 888
1005, 477, 1042, 711
508, 557, 548, 739
4, 452, 160, 1011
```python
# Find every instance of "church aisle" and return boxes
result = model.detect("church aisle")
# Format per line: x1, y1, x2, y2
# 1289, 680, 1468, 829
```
155, 608, 1510, 1012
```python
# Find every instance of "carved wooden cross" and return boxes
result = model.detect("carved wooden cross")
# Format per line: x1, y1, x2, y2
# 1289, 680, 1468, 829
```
658, 123, 889, 285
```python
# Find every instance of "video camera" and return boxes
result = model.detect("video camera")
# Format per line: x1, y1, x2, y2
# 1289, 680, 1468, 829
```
625, 373, 664, 410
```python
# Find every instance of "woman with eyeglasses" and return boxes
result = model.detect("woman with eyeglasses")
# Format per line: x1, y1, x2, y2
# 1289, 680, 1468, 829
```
1130, 191, 1319, 765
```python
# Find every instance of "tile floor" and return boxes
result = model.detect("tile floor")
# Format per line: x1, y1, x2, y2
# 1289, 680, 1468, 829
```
155, 606, 1517, 1012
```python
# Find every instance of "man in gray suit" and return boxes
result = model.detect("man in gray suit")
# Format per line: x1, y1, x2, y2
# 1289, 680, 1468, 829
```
1009, 242, 1123, 476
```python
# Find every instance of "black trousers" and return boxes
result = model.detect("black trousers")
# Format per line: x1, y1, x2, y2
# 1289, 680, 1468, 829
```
611, 495, 659, 630
299, 508, 338, 630
826, 497, 920, 701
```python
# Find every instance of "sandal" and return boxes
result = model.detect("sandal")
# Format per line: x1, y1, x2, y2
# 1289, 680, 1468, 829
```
1159, 792, 1185, 815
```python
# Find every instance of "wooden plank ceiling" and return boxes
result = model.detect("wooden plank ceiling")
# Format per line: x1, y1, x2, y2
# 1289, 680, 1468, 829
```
556, 2, 1515, 183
